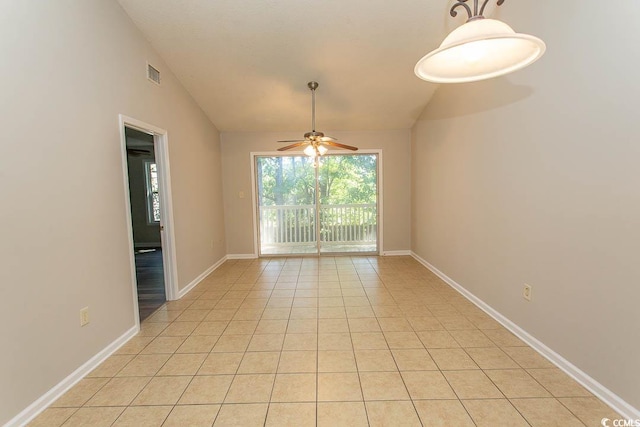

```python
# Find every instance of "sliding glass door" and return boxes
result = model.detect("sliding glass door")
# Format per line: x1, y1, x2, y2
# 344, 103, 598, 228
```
256, 156, 317, 255
256, 153, 378, 256
318, 154, 377, 253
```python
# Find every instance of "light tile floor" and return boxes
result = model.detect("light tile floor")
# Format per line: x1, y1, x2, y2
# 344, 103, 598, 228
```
30, 256, 621, 426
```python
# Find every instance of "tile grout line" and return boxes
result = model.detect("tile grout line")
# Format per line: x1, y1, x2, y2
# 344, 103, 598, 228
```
263, 259, 298, 426
370, 269, 425, 427
337, 257, 370, 427
208, 265, 256, 425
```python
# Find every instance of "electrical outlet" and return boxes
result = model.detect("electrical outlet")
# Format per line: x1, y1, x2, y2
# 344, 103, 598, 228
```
80, 307, 90, 326
523, 284, 532, 301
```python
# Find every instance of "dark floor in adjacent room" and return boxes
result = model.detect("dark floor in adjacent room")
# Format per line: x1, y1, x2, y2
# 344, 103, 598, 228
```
135, 248, 166, 321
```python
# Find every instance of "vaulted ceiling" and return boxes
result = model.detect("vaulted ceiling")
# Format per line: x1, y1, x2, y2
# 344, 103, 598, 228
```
117, 0, 461, 132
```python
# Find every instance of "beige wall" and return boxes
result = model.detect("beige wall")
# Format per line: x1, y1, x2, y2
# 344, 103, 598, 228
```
0, 1, 226, 423
221, 130, 411, 255
411, 2, 640, 410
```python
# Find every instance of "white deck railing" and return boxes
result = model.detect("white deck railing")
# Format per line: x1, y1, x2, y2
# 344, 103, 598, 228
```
260, 204, 377, 245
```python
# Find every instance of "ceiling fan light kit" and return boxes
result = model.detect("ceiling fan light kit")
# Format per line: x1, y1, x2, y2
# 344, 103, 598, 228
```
304, 144, 328, 157
414, 0, 545, 83
277, 82, 358, 160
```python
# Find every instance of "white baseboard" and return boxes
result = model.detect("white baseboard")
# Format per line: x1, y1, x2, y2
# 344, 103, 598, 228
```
177, 255, 228, 299
382, 250, 412, 256
410, 251, 639, 420
226, 253, 258, 260
7, 256, 234, 426
7, 325, 139, 427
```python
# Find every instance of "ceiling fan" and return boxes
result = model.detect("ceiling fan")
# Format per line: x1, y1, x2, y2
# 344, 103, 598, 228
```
277, 81, 358, 157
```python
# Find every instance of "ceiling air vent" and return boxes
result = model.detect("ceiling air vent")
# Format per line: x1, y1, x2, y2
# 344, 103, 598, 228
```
147, 63, 160, 85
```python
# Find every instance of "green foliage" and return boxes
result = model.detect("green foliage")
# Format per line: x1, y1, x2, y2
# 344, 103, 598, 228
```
257, 154, 377, 207
318, 155, 377, 205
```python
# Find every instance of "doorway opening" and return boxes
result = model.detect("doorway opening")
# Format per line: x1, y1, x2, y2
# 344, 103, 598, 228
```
125, 128, 165, 320
254, 152, 380, 256
120, 115, 178, 324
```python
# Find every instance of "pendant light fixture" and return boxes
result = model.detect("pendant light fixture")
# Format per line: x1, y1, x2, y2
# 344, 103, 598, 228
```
414, 0, 545, 83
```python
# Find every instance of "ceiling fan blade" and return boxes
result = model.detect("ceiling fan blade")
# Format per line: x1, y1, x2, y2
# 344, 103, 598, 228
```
319, 136, 337, 142
324, 141, 358, 151
277, 139, 306, 143
278, 142, 309, 151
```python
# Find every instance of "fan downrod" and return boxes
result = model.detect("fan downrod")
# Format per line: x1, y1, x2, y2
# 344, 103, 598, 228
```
276, 81, 357, 153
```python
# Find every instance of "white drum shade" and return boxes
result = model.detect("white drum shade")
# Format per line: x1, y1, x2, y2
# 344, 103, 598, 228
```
415, 18, 546, 83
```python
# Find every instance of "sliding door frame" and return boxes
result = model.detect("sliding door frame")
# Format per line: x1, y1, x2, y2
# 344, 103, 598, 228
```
250, 150, 383, 257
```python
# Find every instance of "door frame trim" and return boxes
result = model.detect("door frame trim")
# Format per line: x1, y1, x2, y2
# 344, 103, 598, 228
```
250, 149, 383, 256
119, 115, 179, 326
